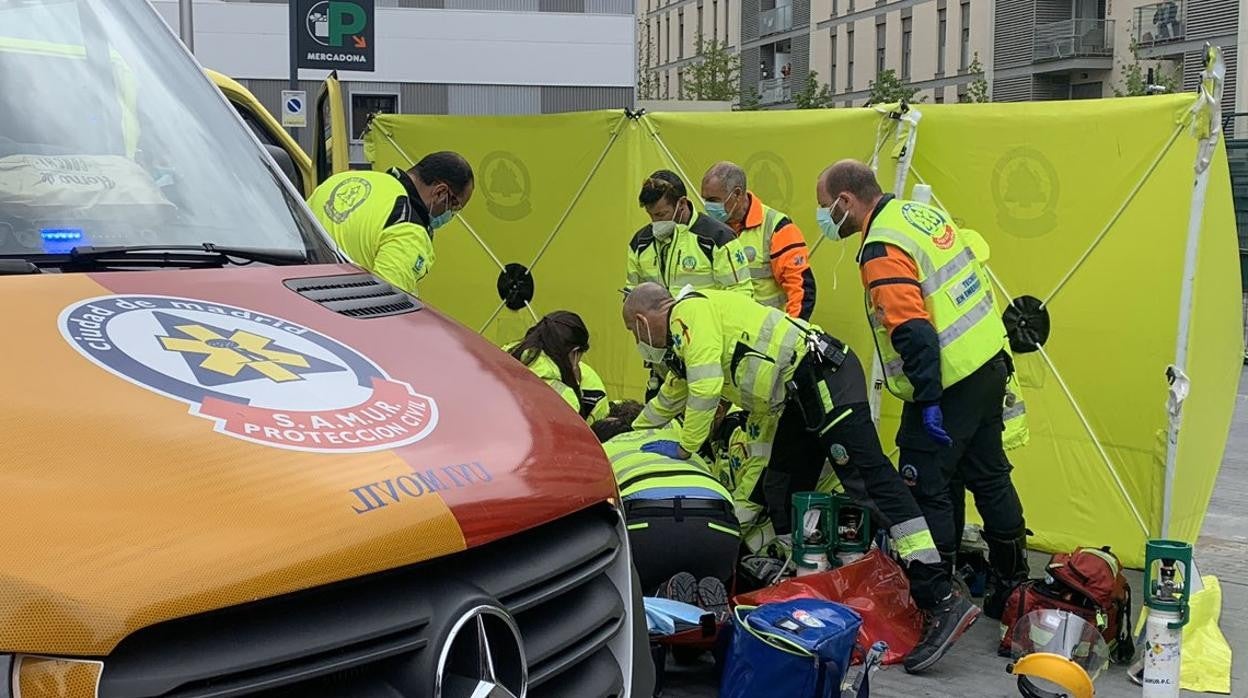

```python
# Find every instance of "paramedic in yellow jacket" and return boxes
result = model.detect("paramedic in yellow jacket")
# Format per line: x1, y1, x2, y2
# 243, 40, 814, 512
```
506, 311, 607, 423
623, 282, 977, 674
308, 151, 473, 295
626, 170, 751, 298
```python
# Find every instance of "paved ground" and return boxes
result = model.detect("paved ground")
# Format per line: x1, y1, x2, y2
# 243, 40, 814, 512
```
660, 369, 1248, 697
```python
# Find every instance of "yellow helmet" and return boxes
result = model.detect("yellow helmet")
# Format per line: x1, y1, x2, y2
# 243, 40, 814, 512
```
1009, 652, 1095, 698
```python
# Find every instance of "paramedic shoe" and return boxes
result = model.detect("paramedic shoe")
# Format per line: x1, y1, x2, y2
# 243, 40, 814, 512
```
903, 592, 980, 674
696, 577, 730, 624
659, 572, 699, 606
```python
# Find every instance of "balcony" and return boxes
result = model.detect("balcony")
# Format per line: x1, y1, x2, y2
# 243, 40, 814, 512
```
759, 77, 792, 105
1134, 1, 1185, 52
1033, 18, 1114, 68
760, 4, 793, 37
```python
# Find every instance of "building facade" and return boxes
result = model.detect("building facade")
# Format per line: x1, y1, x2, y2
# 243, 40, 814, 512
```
639, 0, 1242, 110
156, 0, 636, 164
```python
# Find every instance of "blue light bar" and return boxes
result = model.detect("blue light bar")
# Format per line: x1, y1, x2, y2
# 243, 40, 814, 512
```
40, 227, 85, 254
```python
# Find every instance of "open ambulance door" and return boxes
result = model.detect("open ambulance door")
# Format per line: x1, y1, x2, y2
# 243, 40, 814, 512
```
208, 69, 315, 198
314, 71, 350, 183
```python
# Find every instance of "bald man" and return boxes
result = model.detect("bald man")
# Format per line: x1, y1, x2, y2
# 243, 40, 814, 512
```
701, 162, 817, 319
815, 160, 1028, 623
622, 281, 978, 673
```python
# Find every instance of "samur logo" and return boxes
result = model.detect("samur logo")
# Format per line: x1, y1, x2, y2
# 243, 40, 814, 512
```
59, 295, 437, 453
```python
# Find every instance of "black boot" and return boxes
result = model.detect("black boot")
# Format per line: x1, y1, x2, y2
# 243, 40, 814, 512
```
903, 590, 981, 674
982, 529, 1030, 620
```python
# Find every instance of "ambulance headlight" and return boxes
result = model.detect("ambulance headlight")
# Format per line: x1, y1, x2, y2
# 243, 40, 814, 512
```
2, 655, 103, 698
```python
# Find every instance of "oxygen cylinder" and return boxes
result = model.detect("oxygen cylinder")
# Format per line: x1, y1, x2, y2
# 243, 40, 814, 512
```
1141, 540, 1192, 698
791, 492, 834, 576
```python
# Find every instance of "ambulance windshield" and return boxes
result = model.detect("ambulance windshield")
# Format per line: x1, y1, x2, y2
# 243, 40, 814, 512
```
0, 0, 335, 262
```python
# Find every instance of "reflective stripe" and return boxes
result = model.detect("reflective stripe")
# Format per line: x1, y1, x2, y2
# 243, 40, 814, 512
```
757, 294, 785, 308
1003, 400, 1027, 421
686, 364, 724, 382
884, 356, 904, 377
672, 272, 717, 288
865, 227, 935, 278
639, 403, 669, 426
748, 265, 773, 280
937, 293, 995, 348
890, 517, 940, 564
614, 456, 678, 479
655, 391, 685, 411
688, 394, 720, 411
747, 442, 772, 461
627, 522, 649, 531
713, 270, 741, 287
919, 247, 976, 296
707, 521, 741, 537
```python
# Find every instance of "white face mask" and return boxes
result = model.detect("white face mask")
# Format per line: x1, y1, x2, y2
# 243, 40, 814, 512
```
651, 200, 684, 241
634, 316, 668, 364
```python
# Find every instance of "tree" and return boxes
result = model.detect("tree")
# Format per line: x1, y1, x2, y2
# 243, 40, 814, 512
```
964, 52, 990, 103
1114, 31, 1181, 96
736, 87, 763, 111
681, 38, 742, 102
866, 69, 925, 105
794, 70, 836, 109
636, 19, 659, 100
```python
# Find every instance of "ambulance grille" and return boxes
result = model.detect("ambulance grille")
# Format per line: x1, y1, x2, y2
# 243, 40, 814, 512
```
96, 505, 630, 698
285, 273, 420, 318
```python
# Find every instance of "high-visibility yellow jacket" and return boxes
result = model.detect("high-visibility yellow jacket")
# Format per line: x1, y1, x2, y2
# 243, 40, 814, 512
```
579, 362, 609, 425
308, 168, 434, 295
634, 290, 815, 455
506, 344, 607, 424
861, 198, 1007, 402
732, 193, 816, 318
625, 211, 753, 297
603, 428, 733, 502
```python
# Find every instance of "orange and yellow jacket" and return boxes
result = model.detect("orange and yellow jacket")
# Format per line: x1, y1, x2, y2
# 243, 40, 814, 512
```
729, 192, 816, 319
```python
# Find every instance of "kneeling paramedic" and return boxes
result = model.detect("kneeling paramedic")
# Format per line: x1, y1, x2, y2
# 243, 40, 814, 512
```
506, 311, 608, 423
592, 401, 739, 594
623, 283, 979, 673
816, 160, 1029, 621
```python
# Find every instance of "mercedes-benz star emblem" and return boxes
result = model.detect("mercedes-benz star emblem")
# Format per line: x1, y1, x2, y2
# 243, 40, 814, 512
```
435, 605, 527, 698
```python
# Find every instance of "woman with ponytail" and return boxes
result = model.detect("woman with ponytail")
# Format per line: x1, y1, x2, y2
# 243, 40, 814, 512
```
507, 311, 607, 422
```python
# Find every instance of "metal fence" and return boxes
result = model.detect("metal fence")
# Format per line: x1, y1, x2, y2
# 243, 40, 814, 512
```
759, 77, 792, 104
1133, 0, 1185, 46
759, 5, 794, 37
1033, 18, 1115, 62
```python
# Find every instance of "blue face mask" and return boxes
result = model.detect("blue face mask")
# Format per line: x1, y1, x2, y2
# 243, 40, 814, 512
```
428, 189, 457, 230
816, 201, 851, 241
704, 191, 740, 223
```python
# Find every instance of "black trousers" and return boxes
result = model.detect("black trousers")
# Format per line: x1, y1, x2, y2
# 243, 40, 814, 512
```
751, 352, 951, 608
897, 354, 1027, 560
625, 498, 741, 593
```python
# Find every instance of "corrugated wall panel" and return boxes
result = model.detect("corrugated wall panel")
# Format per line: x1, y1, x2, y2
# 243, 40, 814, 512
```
540, 0, 586, 11
584, 0, 634, 12
994, 0, 1034, 69
397, 0, 446, 8
1034, 0, 1070, 24
448, 84, 542, 114
794, 0, 812, 28
992, 75, 1032, 101
1032, 73, 1071, 100
742, 0, 761, 42
446, 0, 540, 9
540, 86, 634, 112
399, 83, 451, 114
741, 46, 762, 96
792, 32, 811, 88
1186, 0, 1237, 39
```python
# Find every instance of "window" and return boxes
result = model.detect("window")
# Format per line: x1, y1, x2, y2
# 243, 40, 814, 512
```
876, 22, 886, 74
832, 0, 838, 15
713, 0, 719, 41
697, 3, 704, 43
664, 72, 671, 98
1071, 82, 1103, 99
665, 15, 670, 62
847, 26, 855, 90
350, 93, 397, 140
678, 69, 684, 98
937, 8, 947, 74
830, 32, 838, 92
679, 10, 685, 58
960, 0, 970, 70
901, 17, 912, 79
934, 88, 944, 103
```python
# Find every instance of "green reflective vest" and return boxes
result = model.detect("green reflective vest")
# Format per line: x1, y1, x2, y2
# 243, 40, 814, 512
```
626, 211, 753, 297
638, 290, 814, 454
737, 204, 787, 310
603, 428, 733, 502
863, 199, 1007, 402
308, 169, 435, 295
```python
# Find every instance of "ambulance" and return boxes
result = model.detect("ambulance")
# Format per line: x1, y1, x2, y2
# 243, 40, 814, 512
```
0, 2, 648, 696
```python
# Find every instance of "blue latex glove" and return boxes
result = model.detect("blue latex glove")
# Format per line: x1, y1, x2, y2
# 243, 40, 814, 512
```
921, 405, 954, 447
641, 440, 686, 459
